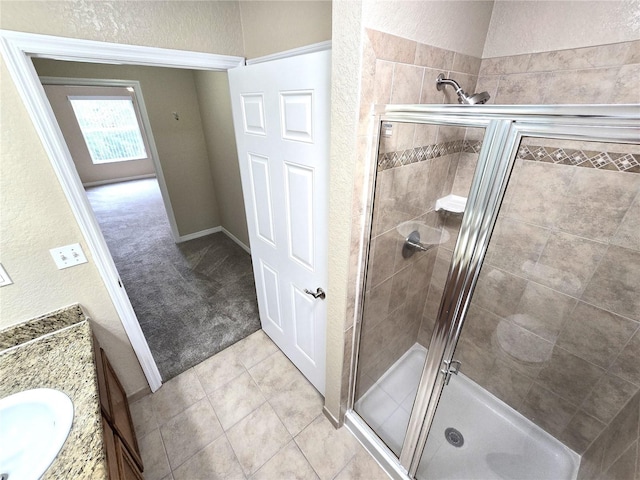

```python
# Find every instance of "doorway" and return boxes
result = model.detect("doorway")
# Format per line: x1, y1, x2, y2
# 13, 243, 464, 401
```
38, 69, 260, 381
0, 30, 250, 390
2, 31, 332, 393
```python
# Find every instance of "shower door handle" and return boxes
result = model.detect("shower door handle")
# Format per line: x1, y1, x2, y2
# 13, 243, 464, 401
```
441, 359, 461, 385
304, 287, 326, 300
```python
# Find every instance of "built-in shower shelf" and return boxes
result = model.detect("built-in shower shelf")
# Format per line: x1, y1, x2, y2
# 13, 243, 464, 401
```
436, 194, 467, 214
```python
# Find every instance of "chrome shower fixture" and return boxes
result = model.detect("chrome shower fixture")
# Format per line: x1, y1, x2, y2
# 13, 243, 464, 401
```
436, 74, 490, 105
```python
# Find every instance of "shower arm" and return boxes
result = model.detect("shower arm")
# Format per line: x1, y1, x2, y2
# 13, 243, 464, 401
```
436, 74, 465, 96
435, 73, 491, 105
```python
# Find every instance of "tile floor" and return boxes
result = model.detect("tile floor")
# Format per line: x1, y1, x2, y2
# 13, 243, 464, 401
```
130, 330, 390, 479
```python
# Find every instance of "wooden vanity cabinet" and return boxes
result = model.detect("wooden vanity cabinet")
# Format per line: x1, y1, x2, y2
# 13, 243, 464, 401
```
102, 416, 144, 480
115, 436, 144, 480
94, 336, 144, 479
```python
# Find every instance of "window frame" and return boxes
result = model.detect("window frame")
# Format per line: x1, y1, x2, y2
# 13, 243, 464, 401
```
68, 93, 151, 165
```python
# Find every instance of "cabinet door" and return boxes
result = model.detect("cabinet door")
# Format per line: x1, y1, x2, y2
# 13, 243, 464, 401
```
102, 416, 119, 480
101, 349, 143, 471
94, 336, 111, 417
116, 436, 144, 480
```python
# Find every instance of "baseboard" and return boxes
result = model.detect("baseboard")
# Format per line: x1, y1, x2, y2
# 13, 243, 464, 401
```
127, 385, 152, 403
323, 406, 342, 429
176, 226, 222, 243
222, 227, 251, 254
175, 226, 251, 252
82, 173, 156, 188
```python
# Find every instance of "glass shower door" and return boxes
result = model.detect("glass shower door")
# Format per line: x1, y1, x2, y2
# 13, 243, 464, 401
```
415, 134, 640, 480
352, 120, 488, 457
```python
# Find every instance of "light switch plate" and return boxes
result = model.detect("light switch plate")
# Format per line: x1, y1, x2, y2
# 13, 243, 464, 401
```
0, 263, 13, 287
50, 243, 88, 269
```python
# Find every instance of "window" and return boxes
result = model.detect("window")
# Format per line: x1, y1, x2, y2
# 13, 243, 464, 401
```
69, 96, 148, 164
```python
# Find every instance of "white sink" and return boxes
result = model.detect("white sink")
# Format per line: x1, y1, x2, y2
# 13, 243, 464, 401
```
0, 388, 74, 480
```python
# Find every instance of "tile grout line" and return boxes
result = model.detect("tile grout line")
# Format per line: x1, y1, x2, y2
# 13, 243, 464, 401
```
210, 360, 255, 479
171, 339, 272, 478
138, 333, 383, 479
243, 362, 322, 478
221, 428, 249, 480
155, 422, 176, 479
291, 415, 327, 479
293, 413, 361, 480
150, 333, 258, 478
222, 336, 313, 477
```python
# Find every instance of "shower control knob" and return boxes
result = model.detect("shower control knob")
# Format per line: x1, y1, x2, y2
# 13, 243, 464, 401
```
304, 287, 326, 300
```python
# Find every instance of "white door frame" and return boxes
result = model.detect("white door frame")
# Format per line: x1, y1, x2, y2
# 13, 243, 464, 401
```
40, 76, 181, 241
0, 29, 245, 392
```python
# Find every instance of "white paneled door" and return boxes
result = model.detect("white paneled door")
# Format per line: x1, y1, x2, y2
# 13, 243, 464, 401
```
228, 49, 330, 394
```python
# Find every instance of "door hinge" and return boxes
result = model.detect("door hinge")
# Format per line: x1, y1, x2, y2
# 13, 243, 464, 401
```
118, 279, 122, 288
441, 359, 461, 385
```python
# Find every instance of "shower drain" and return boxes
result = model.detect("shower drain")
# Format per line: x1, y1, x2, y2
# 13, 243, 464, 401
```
444, 427, 464, 447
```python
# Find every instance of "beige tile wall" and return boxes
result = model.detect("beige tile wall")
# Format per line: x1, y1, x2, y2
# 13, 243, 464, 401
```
444, 40, 640, 456
455, 145, 640, 454
477, 40, 640, 104
349, 30, 640, 465
577, 390, 639, 479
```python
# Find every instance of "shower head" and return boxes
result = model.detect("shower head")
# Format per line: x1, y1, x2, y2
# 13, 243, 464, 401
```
460, 90, 491, 105
436, 74, 490, 105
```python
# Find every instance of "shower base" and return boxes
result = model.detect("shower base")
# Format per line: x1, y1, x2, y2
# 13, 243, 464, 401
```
355, 344, 580, 480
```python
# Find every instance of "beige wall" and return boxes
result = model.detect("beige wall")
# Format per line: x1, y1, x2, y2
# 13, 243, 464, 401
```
324, 0, 364, 420
42, 84, 156, 185
0, 1, 244, 396
33, 59, 222, 236
484, 0, 640, 57
353, 34, 483, 402
194, 71, 249, 246
459, 138, 640, 455
0, 61, 148, 394
239, 1, 332, 59
0, 1, 244, 55
362, 0, 494, 57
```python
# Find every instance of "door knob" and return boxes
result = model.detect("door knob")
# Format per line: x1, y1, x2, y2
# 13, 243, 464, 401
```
304, 287, 326, 300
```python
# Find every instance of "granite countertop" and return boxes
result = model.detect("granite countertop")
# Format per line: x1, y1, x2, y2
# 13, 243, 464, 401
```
0, 305, 108, 479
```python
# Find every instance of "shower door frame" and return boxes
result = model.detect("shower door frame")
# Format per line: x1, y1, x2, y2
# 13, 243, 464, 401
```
345, 104, 640, 479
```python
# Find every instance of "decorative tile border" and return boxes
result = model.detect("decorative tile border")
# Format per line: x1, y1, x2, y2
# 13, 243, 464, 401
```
378, 141, 640, 174
517, 145, 640, 173
377, 139, 481, 170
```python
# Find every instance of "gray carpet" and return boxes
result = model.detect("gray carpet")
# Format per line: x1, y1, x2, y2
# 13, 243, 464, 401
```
86, 178, 260, 381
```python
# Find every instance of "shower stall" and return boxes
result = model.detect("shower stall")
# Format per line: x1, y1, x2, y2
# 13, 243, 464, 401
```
346, 104, 640, 480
